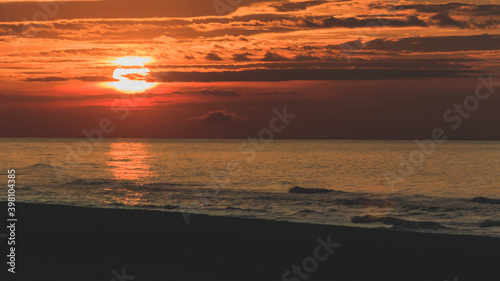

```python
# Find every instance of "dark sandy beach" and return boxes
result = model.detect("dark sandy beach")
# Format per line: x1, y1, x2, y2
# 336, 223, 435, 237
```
2, 202, 500, 281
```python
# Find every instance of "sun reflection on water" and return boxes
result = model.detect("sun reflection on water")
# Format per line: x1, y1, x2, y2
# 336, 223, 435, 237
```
106, 142, 156, 182
104, 142, 157, 206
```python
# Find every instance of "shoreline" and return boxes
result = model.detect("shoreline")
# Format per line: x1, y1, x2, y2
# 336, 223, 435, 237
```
2, 202, 500, 280
10, 199, 500, 238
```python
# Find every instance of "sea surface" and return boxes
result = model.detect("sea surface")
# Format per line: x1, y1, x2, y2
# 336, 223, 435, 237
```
1, 138, 500, 237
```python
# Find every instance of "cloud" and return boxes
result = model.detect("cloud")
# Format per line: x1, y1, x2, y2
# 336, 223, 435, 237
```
0, 0, 273, 22
371, 3, 500, 29
255, 90, 299, 96
428, 13, 498, 29
187, 110, 247, 123
174, 89, 240, 97
205, 52, 223, 61
153, 68, 477, 82
362, 34, 500, 52
300, 15, 427, 28
233, 53, 253, 61
0, 93, 119, 103
23, 76, 69, 82
37, 48, 120, 56
75, 76, 116, 82
21, 75, 117, 82
385, 3, 500, 16
272, 0, 327, 12
430, 13, 469, 29
293, 54, 320, 61
261, 51, 288, 61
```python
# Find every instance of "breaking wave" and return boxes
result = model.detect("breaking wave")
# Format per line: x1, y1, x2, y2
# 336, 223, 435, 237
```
288, 186, 345, 194
351, 215, 448, 230
471, 197, 500, 205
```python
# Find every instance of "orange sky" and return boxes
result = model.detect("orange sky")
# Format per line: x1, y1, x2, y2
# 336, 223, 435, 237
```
1, 0, 500, 139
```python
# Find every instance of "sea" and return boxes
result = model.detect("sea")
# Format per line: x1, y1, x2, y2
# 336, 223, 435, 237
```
1, 138, 500, 237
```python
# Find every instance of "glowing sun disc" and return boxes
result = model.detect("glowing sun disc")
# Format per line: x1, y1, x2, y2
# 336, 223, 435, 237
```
104, 57, 157, 93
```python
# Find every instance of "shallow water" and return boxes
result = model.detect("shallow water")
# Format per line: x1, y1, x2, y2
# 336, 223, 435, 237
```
2, 138, 500, 237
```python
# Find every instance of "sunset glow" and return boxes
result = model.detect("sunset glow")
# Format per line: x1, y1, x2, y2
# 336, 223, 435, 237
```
0, 0, 499, 138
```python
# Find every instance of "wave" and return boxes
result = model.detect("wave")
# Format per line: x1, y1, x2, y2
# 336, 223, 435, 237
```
289, 186, 344, 194
294, 209, 317, 215
63, 179, 200, 191
20, 163, 99, 172
351, 215, 385, 223
223, 206, 268, 213
471, 196, 500, 205
129, 204, 179, 210
23, 163, 56, 169
333, 197, 394, 207
351, 215, 448, 230
141, 182, 201, 188
108, 202, 125, 207
2, 163, 62, 174
65, 179, 117, 186
479, 220, 500, 228
163, 204, 179, 210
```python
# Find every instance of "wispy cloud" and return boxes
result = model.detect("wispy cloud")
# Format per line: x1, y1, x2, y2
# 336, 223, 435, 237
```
187, 110, 247, 123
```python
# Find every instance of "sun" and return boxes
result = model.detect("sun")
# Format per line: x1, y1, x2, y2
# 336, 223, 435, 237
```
104, 56, 157, 93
